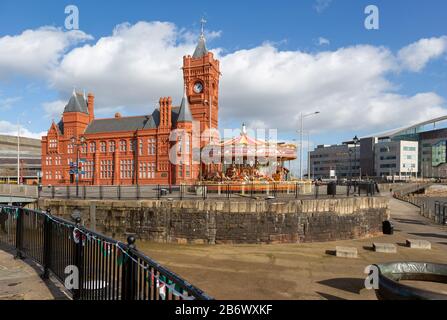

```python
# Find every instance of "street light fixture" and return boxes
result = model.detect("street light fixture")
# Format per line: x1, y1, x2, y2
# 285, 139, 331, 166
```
352, 135, 360, 180
71, 135, 86, 197
298, 111, 320, 180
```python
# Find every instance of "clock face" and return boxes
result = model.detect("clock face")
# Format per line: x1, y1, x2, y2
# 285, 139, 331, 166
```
193, 82, 203, 93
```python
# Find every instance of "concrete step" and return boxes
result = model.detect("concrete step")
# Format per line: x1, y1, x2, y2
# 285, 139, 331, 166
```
406, 239, 431, 250
335, 246, 358, 258
373, 243, 397, 253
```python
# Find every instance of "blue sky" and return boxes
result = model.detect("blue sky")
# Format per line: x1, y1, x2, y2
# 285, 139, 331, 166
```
0, 0, 446, 154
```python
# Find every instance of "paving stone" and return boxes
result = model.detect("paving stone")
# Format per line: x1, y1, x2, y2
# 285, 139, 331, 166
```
406, 239, 431, 250
373, 243, 397, 253
335, 246, 358, 258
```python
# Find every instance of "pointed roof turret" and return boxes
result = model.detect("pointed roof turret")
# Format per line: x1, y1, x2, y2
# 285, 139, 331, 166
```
192, 18, 209, 58
64, 90, 89, 114
177, 85, 193, 123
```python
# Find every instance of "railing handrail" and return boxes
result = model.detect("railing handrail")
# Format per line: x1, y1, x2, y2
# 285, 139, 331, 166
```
0, 204, 212, 300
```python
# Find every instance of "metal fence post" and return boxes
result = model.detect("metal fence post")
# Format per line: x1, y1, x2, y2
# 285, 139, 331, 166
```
121, 236, 138, 300
295, 182, 298, 199
67, 185, 70, 199
118, 185, 121, 200
83, 185, 87, 200
315, 184, 319, 199
52, 186, 55, 199
157, 184, 160, 200
99, 185, 103, 200
136, 184, 140, 200
42, 209, 53, 279
72, 217, 84, 300
14, 207, 24, 259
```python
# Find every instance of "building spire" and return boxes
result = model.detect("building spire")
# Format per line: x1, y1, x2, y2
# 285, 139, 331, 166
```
192, 18, 209, 58
177, 83, 193, 123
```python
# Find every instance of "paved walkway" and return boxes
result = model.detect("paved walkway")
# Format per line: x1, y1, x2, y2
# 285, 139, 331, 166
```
389, 195, 447, 245
0, 246, 67, 300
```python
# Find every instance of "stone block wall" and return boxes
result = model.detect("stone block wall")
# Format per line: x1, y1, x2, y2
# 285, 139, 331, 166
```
38, 197, 389, 244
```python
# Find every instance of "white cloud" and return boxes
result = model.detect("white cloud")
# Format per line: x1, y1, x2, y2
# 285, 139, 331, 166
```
42, 100, 66, 120
314, 0, 333, 13
0, 120, 46, 139
398, 36, 447, 72
45, 25, 447, 135
0, 26, 92, 79
0, 21, 446, 139
50, 21, 197, 110
0, 96, 21, 110
316, 37, 330, 46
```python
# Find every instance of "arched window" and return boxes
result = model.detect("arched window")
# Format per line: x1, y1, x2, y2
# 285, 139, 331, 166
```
100, 141, 106, 153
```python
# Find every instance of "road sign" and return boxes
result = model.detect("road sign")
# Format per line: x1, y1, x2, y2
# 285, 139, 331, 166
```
70, 162, 78, 168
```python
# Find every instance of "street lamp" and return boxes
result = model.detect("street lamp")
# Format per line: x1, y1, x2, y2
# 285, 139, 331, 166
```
353, 135, 360, 180
16, 118, 31, 185
348, 149, 353, 180
298, 111, 320, 180
71, 135, 86, 197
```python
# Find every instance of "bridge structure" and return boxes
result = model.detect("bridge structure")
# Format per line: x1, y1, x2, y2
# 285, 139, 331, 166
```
0, 184, 38, 204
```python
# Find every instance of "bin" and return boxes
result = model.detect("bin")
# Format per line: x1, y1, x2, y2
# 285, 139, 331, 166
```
382, 221, 394, 235
327, 182, 337, 196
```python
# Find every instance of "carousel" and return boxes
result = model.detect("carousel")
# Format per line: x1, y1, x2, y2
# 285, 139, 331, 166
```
202, 124, 297, 186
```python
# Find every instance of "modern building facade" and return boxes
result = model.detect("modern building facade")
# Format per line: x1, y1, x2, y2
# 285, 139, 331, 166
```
310, 144, 360, 179
374, 140, 418, 178
0, 135, 41, 184
310, 116, 447, 179
41, 28, 220, 186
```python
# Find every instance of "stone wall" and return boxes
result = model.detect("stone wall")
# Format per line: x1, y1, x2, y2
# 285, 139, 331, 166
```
38, 197, 389, 244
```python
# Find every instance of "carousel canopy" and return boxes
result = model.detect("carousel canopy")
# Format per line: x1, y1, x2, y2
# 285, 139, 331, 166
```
218, 124, 297, 161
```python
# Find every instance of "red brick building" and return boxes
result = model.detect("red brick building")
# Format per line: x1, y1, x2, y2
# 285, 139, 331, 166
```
41, 29, 220, 186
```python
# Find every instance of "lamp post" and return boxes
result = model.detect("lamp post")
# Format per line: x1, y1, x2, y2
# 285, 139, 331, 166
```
298, 111, 320, 180
16, 118, 31, 185
353, 135, 360, 180
71, 136, 86, 197
348, 149, 353, 180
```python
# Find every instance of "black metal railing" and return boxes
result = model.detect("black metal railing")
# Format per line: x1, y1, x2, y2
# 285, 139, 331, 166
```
393, 193, 447, 226
0, 205, 212, 300
39, 181, 379, 201
434, 201, 447, 225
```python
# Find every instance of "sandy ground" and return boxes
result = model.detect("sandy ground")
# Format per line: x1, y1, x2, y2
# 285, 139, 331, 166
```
0, 196, 446, 300
137, 197, 447, 300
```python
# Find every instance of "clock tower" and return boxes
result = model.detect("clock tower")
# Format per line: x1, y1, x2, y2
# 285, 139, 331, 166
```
182, 19, 220, 134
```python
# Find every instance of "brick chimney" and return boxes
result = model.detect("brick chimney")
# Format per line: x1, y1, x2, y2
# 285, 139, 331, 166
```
87, 93, 95, 122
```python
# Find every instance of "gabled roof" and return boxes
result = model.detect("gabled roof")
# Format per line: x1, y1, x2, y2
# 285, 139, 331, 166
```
84, 115, 156, 134
83, 107, 184, 135
64, 91, 89, 114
